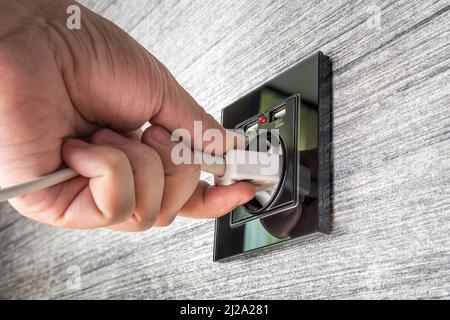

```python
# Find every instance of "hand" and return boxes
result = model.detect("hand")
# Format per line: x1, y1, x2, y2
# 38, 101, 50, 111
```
0, 0, 254, 231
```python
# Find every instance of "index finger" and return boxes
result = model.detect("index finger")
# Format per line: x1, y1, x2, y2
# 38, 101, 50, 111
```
148, 62, 244, 154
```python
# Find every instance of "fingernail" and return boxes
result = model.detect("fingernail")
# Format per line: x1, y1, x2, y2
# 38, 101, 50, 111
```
150, 126, 172, 145
96, 129, 128, 146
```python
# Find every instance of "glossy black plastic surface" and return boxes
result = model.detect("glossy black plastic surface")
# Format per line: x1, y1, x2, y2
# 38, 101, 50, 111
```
214, 52, 332, 262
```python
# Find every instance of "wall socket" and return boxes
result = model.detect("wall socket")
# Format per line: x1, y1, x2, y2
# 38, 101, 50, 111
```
213, 52, 332, 262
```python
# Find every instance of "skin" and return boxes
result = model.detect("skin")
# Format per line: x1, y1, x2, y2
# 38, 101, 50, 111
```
0, 0, 255, 231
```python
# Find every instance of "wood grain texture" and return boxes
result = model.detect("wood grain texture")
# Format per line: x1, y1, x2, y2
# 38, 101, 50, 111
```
0, 0, 449, 299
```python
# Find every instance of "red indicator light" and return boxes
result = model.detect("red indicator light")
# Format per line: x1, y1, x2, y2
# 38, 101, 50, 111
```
259, 116, 267, 124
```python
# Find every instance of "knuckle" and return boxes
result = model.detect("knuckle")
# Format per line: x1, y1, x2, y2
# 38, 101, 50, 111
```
102, 213, 119, 225
99, 189, 136, 225
104, 199, 135, 225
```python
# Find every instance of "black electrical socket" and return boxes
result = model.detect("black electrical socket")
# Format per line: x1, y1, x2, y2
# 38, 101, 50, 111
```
231, 95, 301, 226
214, 52, 332, 262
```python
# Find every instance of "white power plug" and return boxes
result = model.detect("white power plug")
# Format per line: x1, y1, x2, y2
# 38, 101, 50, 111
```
213, 149, 283, 191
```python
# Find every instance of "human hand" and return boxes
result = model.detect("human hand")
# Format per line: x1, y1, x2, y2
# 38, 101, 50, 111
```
0, 0, 254, 231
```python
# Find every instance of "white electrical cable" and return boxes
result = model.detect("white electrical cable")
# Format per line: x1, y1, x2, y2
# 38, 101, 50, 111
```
0, 168, 79, 202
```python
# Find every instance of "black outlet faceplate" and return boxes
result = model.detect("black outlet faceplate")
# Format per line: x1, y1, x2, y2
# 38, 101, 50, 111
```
213, 52, 332, 262
230, 95, 300, 226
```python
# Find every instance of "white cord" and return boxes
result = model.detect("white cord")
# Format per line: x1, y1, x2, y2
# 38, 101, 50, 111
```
0, 168, 79, 202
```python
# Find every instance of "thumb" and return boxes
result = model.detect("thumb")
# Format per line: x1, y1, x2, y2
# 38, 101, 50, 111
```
151, 63, 242, 154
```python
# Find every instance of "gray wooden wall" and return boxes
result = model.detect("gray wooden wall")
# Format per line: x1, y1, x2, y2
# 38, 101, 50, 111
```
0, 0, 449, 299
